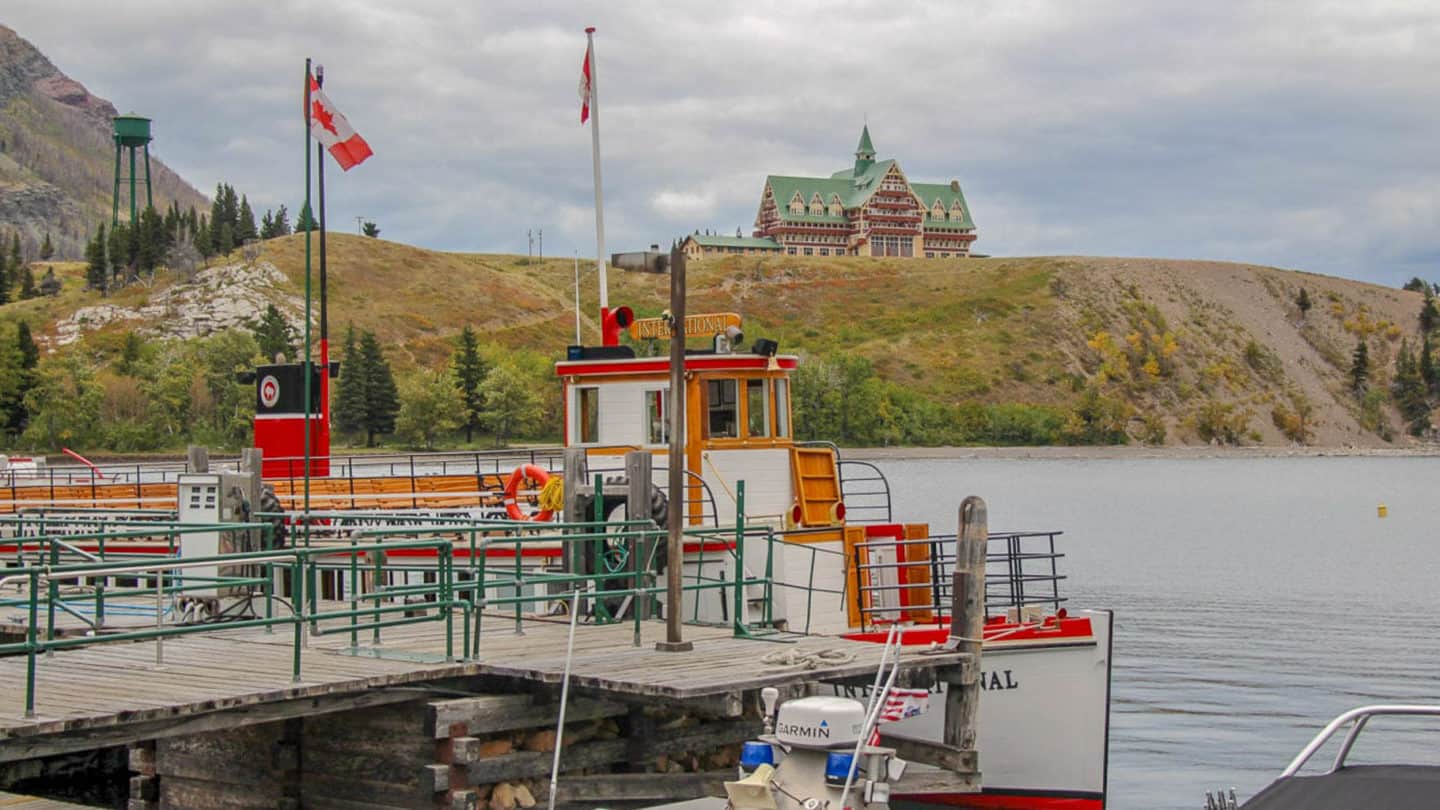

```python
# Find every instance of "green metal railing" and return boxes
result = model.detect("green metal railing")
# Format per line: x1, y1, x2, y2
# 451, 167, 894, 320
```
0, 480, 792, 719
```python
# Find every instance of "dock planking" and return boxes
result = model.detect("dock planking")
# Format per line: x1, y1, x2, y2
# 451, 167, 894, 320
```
0, 608, 969, 761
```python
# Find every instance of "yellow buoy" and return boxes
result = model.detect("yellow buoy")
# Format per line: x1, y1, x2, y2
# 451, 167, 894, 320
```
1378, 504, 1388, 518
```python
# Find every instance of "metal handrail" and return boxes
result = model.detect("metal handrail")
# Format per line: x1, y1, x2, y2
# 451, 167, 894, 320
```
1280, 705, 1440, 777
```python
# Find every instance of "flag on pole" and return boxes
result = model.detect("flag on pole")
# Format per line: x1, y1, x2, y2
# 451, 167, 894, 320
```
579, 42, 593, 124
307, 73, 373, 171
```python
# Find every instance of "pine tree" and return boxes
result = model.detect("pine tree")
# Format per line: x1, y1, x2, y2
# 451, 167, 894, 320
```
86, 223, 108, 293
333, 324, 367, 438
1421, 288, 1439, 334
252, 304, 296, 361
451, 326, 488, 442
210, 185, 226, 254
194, 217, 213, 259
1423, 332, 1437, 395
1296, 288, 1311, 318
260, 210, 275, 239
1350, 339, 1370, 395
9, 232, 20, 273
274, 204, 291, 236
39, 233, 53, 260
295, 203, 318, 232
18, 265, 36, 299
1392, 340, 1430, 435
358, 330, 398, 446
0, 261, 8, 306
109, 222, 131, 285
237, 195, 258, 242
136, 205, 165, 274
362, 221, 380, 238
7, 321, 39, 435
38, 267, 60, 297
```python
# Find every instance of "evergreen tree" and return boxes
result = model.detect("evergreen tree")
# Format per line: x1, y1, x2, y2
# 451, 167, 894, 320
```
1421, 288, 1439, 334
18, 265, 36, 299
333, 324, 367, 439
0, 259, 8, 306
1296, 288, 1311, 318
209, 185, 226, 254
0, 233, 8, 292
451, 326, 488, 442
358, 330, 399, 446
194, 217, 213, 259
237, 195, 258, 242
362, 221, 380, 238
39, 233, 53, 260
274, 204, 291, 236
86, 223, 108, 292
9, 232, 20, 273
1392, 340, 1430, 436
1423, 332, 1438, 395
252, 304, 296, 360
108, 222, 132, 285
136, 205, 165, 274
1404, 277, 1429, 293
260, 210, 275, 239
1350, 339, 1370, 395
295, 203, 318, 232
10, 321, 38, 435
16, 321, 38, 370
0, 330, 23, 437
216, 222, 235, 257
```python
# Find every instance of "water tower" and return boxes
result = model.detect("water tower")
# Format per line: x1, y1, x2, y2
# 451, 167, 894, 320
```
112, 113, 153, 226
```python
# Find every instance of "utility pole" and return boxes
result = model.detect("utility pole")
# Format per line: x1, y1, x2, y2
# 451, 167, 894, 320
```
527, 229, 534, 264
538, 228, 543, 263
354, 216, 364, 235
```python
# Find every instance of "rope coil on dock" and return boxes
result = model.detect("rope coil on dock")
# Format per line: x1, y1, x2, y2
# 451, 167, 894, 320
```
759, 648, 858, 671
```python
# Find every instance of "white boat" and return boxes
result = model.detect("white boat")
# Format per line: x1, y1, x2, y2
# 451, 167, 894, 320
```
554, 308, 1113, 809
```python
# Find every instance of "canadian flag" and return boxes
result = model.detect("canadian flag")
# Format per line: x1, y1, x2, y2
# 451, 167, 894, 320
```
579, 42, 593, 124
307, 74, 373, 171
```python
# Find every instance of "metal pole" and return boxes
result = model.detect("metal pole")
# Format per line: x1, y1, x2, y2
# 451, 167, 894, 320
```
302, 59, 314, 544
584, 28, 609, 316
317, 65, 330, 443
546, 590, 581, 810
657, 241, 691, 652
573, 252, 581, 344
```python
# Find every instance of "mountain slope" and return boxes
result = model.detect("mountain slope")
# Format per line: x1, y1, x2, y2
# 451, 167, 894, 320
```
10, 234, 1428, 448
0, 25, 207, 260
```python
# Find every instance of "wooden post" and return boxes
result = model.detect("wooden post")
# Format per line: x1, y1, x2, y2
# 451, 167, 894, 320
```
625, 451, 655, 620
562, 448, 588, 575
946, 496, 986, 753
657, 242, 691, 652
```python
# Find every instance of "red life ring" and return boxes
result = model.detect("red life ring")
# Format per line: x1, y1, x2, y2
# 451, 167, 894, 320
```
503, 464, 554, 522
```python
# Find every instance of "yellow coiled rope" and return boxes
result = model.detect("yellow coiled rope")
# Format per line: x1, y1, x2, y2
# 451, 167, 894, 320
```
538, 476, 565, 513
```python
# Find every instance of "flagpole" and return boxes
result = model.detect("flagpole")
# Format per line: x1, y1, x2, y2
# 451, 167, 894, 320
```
316, 65, 331, 444
302, 58, 314, 541
585, 26, 610, 341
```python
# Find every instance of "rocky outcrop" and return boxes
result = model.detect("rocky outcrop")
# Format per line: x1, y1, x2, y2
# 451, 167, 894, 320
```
52, 260, 305, 346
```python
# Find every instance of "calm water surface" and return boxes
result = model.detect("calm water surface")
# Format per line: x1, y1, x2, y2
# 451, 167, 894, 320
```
872, 456, 1440, 809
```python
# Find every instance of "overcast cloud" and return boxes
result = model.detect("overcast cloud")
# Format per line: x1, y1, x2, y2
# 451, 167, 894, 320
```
6, 1, 1440, 285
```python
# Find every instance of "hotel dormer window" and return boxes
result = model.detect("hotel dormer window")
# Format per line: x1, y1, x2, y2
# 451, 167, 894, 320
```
829, 195, 842, 216
950, 202, 964, 222
789, 192, 805, 215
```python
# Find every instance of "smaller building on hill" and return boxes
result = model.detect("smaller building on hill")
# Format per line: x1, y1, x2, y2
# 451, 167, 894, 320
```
680, 232, 783, 261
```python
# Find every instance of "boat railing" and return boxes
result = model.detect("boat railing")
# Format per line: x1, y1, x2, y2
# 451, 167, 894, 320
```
795, 441, 894, 525
851, 530, 1068, 629
1279, 705, 1440, 777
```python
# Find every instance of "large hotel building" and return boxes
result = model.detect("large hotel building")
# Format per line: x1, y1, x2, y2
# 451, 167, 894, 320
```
681, 127, 977, 260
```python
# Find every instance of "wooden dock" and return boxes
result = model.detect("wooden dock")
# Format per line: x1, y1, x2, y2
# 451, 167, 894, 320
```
0, 611, 968, 755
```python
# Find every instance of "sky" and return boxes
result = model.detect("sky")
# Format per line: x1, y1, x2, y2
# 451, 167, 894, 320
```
6, 1, 1440, 286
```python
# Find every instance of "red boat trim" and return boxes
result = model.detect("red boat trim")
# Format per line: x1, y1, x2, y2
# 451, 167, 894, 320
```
557, 355, 798, 377
842, 617, 1096, 645
892, 789, 1103, 809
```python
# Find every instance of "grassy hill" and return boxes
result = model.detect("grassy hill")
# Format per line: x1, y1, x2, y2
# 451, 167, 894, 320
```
3, 232, 1430, 448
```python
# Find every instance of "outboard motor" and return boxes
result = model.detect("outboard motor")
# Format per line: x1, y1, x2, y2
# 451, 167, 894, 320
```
727, 688, 905, 810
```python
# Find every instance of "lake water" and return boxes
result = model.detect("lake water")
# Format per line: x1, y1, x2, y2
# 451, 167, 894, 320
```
872, 455, 1440, 809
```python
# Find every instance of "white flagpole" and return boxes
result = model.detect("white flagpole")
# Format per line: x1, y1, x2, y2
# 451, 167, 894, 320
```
585, 26, 608, 316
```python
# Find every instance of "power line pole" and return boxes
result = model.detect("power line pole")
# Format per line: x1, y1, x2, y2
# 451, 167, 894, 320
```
538, 228, 543, 263
527, 229, 534, 264
354, 216, 364, 235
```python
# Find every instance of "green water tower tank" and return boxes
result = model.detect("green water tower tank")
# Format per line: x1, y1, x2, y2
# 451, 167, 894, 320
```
112, 113, 154, 225
113, 114, 152, 146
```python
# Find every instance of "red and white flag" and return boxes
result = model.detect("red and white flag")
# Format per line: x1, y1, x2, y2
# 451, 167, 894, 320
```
579, 42, 593, 124
307, 74, 373, 171
868, 687, 932, 745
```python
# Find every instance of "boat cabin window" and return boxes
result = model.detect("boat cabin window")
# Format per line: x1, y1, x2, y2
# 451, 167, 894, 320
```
576, 386, 600, 444
774, 378, 791, 438
705, 379, 739, 438
747, 379, 771, 437
644, 388, 669, 445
